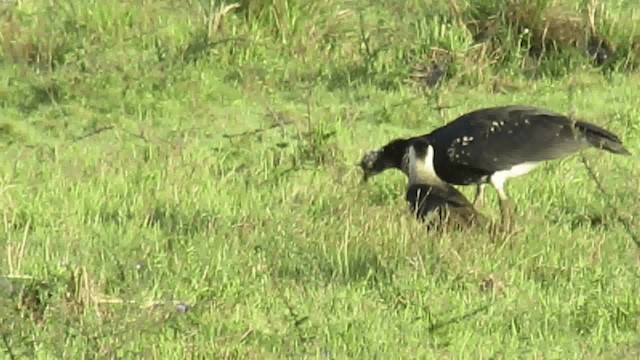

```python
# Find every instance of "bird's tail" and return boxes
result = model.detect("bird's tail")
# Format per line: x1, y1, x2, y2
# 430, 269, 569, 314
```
576, 120, 631, 155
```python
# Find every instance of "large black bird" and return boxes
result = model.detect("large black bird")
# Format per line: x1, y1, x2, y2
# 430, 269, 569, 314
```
360, 105, 631, 230
405, 138, 486, 230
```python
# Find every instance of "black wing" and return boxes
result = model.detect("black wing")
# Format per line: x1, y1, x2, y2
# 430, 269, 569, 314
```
438, 106, 590, 171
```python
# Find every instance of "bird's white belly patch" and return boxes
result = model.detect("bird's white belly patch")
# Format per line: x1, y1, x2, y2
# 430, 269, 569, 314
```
489, 162, 539, 200
491, 162, 539, 184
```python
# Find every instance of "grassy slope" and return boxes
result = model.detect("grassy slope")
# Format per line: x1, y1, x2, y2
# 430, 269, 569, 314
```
1, 0, 640, 359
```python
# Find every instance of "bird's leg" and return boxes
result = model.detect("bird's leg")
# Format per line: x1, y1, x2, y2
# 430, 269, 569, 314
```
498, 198, 515, 233
491, 179, 516, 233
472, 184, 486, 208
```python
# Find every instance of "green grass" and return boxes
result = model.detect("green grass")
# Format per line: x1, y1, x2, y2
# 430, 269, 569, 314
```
1, 0, 640, 359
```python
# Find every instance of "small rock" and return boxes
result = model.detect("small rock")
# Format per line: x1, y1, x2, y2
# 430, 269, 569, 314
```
176, 302, 190, 313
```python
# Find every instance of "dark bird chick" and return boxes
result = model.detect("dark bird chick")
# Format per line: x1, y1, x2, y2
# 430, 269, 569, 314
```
405, 139, 486, 230
360, 105, 631, 230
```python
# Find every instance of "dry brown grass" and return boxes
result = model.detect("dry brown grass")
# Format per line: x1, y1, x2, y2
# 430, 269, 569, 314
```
0, 12, 68, 71
449, 0, 635, 68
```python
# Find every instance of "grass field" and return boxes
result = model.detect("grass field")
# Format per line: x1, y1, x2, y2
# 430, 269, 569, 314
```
1, 0, 640, 359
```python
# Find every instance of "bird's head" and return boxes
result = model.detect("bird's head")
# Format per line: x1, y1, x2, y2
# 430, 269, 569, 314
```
358, 138, 412, 182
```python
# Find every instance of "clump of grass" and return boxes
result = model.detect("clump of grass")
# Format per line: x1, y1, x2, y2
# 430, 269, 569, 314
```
450, 0, 639, 74
0, 2, 85, 72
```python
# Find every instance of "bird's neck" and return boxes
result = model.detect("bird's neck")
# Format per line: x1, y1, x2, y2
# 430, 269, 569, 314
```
400, 152, 410, 174
408, 146, 446, 187
409, 163, 446, 187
